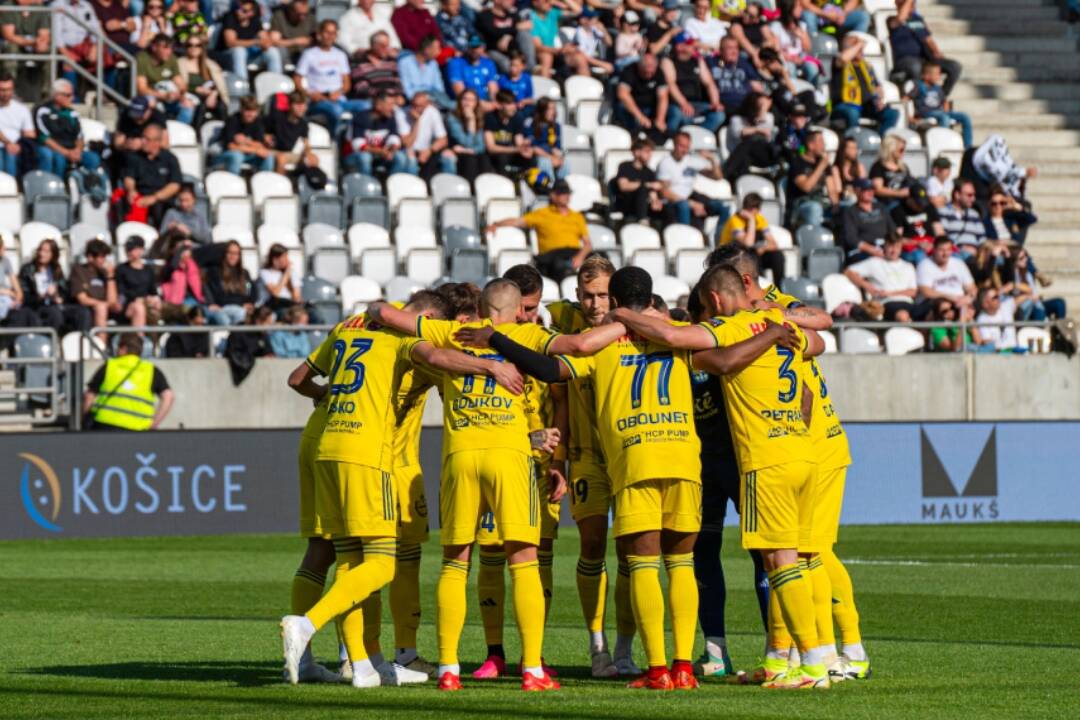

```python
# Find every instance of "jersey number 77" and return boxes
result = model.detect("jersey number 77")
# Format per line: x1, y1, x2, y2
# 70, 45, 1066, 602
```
621, 351, 674, 408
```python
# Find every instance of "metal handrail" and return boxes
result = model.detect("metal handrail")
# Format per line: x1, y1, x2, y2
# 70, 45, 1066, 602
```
0, 5, 137, 118
78, 323, 338, 361
0, 326, 61, 425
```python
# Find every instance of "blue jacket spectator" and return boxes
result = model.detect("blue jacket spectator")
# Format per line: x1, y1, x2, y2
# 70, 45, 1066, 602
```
709, 37, 763, 112
497, 53, 534, 106
887, 0, 962, 96
436, 0, 476, 53
447, 36, 500, 105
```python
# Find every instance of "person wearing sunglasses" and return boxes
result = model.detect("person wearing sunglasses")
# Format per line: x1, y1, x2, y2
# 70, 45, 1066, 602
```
131, 0, 172, 50
178, 31, 228, 123
217, 0, 283, 81
34, 78, 102, 175
135, 33, 196, 124
973, 287, 1017, 352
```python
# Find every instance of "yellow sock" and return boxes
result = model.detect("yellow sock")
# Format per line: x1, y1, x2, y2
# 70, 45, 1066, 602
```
823, 550, 862, 646
476, 547, 506, 647
306, 538, 396, 631
575, 557, 607, 634
362, 591, 383, 657
664, 553, 698, 662
615, 559, 636, 637
627, 554, 666, 668
768, 588, 793, 652
768, 563, 818, 654
538, 549, 554, 622
290, 567, 326, 615
390, 542, 422, 649
508, 560, 546, 668
436, 558, 470, 667
804, 556, 835, 648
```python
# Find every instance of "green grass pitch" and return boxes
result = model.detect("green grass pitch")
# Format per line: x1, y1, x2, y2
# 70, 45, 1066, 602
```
1, 523, 1078, 719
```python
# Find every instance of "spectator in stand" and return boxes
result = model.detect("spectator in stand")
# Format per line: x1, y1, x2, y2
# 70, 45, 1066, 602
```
349, 30, 402, 107
572, 7, 614, 77
966, 240, 1008, 289
437, 0, 475, 54
910, 60, 971, 148
614, 53, 669, 142
345, 90, 410, 176
2, 0, 51, 102
160, 184, 210, 245
484, 88, 532, 178
269, 91, 319, 175
164, 305, 210, 358
926, 156, 952, 209
769, 0, 819, 83
684, 0, 728, 51
170, 0, 208, 44
392, 0, 443, 53
657, 130, 730, 233
0, 74, 34, 177
90, 0, 132, 87
71, 238, 122, 335
340, 0, 400, 55
269, 0, 316, 68
19, 238, 87, 332
833, 136, 866, 206
205, 240, 255, 325
830, 34, 898, 132
844, 234, 927, 322
116, 236, 161, 329
727, 1, 768, 66
722, 91, 781, 178
447, 88, 492, 183
123, 124, 181, 226
974, 286, 1017, 351
0, 241, 32, 326
775, 96, 811, 162
940, 179, 986, 256
136, 33, 195, 124
786, 129, 838, 226
645, 0, 683, 58
888, 0, 961, 97
217, 0, 283, 82
529, 0, 582, 79
709, 36, 764, 120
259, 243, 302, 315
160, 237, 205, 316
476, 0, 535, 74
178, 31, 228, 125
984, 185, 1038, 246
397, 91, 452, 179
840, 177, 895, 264
84, 332, 174, 430
399, 35, 453, 110
927, 297, 979, 352
916, 236, 976, 318
113, 96, 167, 167
53, 0, 102, 92
892, 181, 943, 264
34, 79, 101, 175
614, 11, 645, 71
719, 193, 785, 283
130, 1, 172, 51
295, 20, 369, 133
218, 95, 275, 175
1005, 246, 1064, 321
869, 134, 912, 210
484, 179, 591, 281
800, 0, 871, 35
523, 97, 565, 180
448, 35, 500, 110
612, 136, 664, 224
269, 304, 312, 357
495, 51, 534, 109
662, 33, 723, 133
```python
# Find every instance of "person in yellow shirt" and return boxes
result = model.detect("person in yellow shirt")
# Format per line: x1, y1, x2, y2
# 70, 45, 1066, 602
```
484, 179, 592, 282
367, 280, 622, 692
280, 297, 524, 690
613, 264, 834, 690
717, 192, 786, 285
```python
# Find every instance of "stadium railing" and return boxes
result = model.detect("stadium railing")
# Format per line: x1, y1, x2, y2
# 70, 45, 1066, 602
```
0, 326, 62, 425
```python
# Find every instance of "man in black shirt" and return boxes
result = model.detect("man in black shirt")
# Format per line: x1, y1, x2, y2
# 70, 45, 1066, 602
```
614, 54, 669, 143
612, 137, 663, 223
645, 0, 682, 58
218, 95, 275, 175
840, 178, 896, 264
111, 95, 168, 177
475, 0, 535, 73
483, 89, 532, 178
345, 90, 409, 177
269, 91, 318, 174
217, 0, 284, 81
786, 129, 837, 227
115, 236, 161, 328
661, 34, 723, 134
123, 124, 182, 227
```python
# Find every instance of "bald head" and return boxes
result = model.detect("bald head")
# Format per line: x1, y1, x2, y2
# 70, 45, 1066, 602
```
481, 278, 522, 323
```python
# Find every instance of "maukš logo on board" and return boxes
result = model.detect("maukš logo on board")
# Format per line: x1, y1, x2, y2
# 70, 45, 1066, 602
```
921, 426, 999, 521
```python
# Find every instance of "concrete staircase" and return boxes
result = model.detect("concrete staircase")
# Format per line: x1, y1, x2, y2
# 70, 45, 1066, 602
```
917, 0, 1080, 313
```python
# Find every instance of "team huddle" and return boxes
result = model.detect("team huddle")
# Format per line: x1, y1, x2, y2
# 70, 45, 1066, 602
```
279, 244, 870, 692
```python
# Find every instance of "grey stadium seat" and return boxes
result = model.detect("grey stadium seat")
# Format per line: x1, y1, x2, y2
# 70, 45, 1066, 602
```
302, 276, 342, 325
781, 277, 824, 308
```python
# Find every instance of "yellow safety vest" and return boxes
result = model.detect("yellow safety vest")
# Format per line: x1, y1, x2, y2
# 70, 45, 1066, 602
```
838, 59, 878, 107
91, 355, 156, 431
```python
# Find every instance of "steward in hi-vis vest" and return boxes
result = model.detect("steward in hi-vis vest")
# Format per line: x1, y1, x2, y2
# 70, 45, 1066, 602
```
84, 333, 174, 430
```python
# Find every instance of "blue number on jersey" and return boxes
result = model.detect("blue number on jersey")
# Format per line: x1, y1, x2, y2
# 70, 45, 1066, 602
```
328, 338, 374, 395
776, 347, 797, 403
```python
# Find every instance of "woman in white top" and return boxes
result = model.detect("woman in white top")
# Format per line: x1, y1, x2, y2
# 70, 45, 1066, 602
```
767, 0, 819, 82
684, 0, 729, 51
131, 0, 173, 49
258, 243, 303, 315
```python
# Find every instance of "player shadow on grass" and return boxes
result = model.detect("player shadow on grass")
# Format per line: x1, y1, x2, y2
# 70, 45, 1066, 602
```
24, 661, 283, 688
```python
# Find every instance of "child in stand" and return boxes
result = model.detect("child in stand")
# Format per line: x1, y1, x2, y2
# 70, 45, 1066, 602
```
925, 156, 953, 209
614, 10, 645, 71
910, 60, 973, 148
496, 51, 536, 112
574, 7, 614, 76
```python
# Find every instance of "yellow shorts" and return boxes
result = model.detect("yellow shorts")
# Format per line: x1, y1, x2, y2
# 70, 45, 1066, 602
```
740, 460, 817, 551
568, 460, 612, 523
807, 464, 847, 552
612, 478, 702, 538
314, 460, 397, 539
394, 463, 430, 545
297, 434, 324, 538
440, 448, 539, 546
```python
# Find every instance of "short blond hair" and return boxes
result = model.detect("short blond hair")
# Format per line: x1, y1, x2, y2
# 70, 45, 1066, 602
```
578, 254, 615, 285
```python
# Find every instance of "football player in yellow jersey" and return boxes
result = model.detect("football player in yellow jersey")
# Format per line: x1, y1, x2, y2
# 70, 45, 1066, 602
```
368, 280, 624, 692
710, 246, 870, 681
279, 300, 524, 689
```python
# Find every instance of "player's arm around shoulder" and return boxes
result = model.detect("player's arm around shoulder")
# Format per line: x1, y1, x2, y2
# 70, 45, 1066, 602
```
545, 319, 626, 356
366, 300, 435, 339
611, 307, 716, 349
409, 340, 524, 395
691, 317, 802, 375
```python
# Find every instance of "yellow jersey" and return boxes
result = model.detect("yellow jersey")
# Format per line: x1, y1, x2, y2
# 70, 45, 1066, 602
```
718, 211, 769, 246
557, 332, 701, 492
392, 364, 439, 468
547, 300, 604, 465
762, 283, 799, 309
305, 315, 420, 468
416, 316, 560, 458
695, 309, 814, 473
523, 205, 588, 255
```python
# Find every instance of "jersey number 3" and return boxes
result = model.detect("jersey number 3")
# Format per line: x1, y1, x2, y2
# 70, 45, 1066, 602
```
329, 339, 374, 395
776, 347, 797, 403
